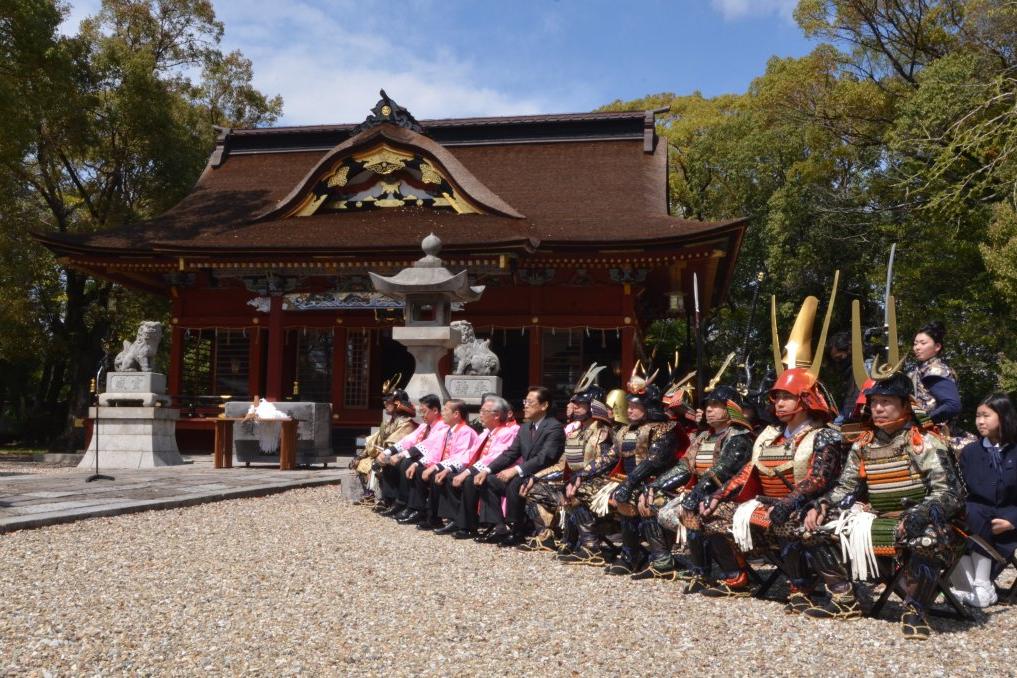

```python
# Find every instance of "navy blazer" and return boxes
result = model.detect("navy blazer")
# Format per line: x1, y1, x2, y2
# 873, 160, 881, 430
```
487, 416, 565, 477
960, 439, 1017, 559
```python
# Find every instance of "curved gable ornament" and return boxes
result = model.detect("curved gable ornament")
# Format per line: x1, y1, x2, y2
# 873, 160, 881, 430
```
256, 94, 524, 222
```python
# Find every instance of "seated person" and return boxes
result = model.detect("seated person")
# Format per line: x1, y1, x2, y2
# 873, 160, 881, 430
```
953, 392, 1017, 607
803, 371, 965, 640
472, 387, 565, 546
401, 399, 478, 528
698, 366, 843, 610
436, 396, 520, 538
351, 389, 416, 503
374, 394, 449, 517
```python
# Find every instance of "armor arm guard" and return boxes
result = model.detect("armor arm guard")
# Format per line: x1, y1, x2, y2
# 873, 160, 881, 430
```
613, 425, 677, 503
823, 444, 863, 509
912, 435, 966, 521
650, 458, 692, 493
683, 431, 754, 511
770, 428, 845, 524
575, 440, 620, 480
534, 455, 567, 480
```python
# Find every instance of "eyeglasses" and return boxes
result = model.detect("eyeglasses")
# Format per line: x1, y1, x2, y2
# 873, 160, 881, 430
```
522, 398, 541, 406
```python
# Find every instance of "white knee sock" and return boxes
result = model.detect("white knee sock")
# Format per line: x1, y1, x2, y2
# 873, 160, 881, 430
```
971, 552, 998, 608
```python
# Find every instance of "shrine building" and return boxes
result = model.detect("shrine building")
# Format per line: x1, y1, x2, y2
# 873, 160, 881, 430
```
37, 93, 746, 451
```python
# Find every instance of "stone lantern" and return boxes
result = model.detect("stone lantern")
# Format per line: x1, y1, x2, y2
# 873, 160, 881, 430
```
369, 233, 484, 402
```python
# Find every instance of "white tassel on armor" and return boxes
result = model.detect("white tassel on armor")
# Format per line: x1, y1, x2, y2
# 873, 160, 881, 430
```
367, 469, 381, 494
828, 505, 879, 581
731, 499, 762, 552
591, 481, 620, 517
558, 507, 568, 531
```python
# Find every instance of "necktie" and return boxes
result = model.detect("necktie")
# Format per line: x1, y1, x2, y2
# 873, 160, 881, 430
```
440, 428, 454, 461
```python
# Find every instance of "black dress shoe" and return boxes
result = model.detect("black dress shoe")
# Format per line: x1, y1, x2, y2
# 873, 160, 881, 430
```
397, 510, 423, 524
379, 503, 403, 517
452, 529, 478, 540
475, 529, 509, 545
434, 522, 459, 535
416, 519, 442, 531
498, 532, 528, 548
393, 507, 413, 521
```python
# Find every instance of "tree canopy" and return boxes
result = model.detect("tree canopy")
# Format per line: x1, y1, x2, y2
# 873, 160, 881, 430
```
0, 0, 281, 447
604, 0, 1017, 419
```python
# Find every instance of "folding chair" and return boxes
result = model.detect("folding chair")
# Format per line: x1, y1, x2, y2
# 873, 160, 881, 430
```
868, 551, 973, 622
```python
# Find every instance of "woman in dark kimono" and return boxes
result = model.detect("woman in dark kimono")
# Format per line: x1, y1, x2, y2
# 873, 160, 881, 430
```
908, 321, 975, 449
953, 393, 1017, 607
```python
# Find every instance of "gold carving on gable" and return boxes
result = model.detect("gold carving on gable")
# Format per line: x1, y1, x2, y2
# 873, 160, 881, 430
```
326, 165, 350, 188
359, 148, 409, 175
288, 144, 490, 218
419, 162, 442, 185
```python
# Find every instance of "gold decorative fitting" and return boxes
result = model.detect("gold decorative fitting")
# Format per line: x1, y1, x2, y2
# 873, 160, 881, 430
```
253, 318, 260, 325
381, 104, 392, 116
851, 295, 903, 388
531, 316, 539, 324
171, 317, 178, 324
770, 271, 839, 378
362, 148, 408, 175
419, 162, 442, 185
627, 359, 659, 394
327, 165, 350, 188
623, 316, 632, 324
707, 352, 736, 392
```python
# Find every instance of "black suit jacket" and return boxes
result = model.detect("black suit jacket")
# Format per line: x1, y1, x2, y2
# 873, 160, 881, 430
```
487, 416, 565, 477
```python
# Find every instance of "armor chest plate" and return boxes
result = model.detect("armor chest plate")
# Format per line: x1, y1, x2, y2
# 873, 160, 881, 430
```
751, 426, 818, 499
564, 430, 589, 470
694, 436, 719, 476
861, 434, 926, 515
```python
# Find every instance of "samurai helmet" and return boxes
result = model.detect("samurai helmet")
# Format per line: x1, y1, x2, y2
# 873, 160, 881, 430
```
605, 389, 630, 425
381, 372, 403, 397
768, 271, 840, 420
850, 295, 907, 391
663, 350, 696, 412
571, 362, 607, 406
703, 384, 752, 429
626, 360, 666, 422
384, 388, 414, 415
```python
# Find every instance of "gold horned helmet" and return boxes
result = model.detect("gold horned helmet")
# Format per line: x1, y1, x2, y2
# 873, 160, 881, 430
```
381, 372, 403, 396
770, 270, 840, 379
850, 295, 907, 389
663, 350, 696, 410
626, 359, 660, 395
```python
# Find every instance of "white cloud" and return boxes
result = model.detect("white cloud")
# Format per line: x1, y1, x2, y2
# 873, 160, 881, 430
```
709, 0, 798, 22
217, 0, 561, 125
58, 0, 568, 126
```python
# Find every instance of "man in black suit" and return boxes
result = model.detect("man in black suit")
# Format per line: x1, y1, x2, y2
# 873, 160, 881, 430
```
472, 386, 565, 546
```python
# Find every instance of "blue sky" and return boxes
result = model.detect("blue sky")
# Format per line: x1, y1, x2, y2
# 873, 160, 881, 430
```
62, 0, 816, 126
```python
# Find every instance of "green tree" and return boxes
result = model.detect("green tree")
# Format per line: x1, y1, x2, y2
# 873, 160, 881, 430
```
0, 0, 282, 448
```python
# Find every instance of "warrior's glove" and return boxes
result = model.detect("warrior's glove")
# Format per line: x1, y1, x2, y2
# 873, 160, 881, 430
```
902, 505, 932, 539
768, 500, 794, 526
612, 483, 636, 505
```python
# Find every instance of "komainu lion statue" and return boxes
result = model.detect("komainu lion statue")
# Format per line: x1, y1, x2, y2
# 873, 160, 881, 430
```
114, 321, 163, 372
451, 320, 500, 375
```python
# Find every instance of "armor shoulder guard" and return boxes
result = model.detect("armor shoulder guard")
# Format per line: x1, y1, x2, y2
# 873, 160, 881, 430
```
921, 358, 955, 380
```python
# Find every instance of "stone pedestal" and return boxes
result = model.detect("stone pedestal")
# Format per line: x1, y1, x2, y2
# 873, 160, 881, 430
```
393, 325, 460, 403
445, 375, 502, 406
78, 406, 185, 469
99, 372, 172, 407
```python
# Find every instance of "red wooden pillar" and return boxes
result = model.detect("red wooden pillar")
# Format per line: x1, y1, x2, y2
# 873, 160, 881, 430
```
168, 323, 184, 397
266, 296, 284, 400
528, 326, 541, 387
248, 327, 263, 397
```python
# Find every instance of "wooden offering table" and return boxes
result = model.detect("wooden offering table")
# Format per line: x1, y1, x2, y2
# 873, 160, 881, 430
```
209, 417, 299, 470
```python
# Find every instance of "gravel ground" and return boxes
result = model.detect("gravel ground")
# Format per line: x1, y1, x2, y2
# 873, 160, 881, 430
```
0, 485, 1013, 676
